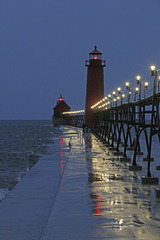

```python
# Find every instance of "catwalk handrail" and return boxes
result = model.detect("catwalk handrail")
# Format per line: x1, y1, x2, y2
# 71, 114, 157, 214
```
92, 91, 160, 177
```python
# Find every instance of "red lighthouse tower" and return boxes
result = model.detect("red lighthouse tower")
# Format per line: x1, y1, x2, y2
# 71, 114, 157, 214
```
85, 46, 106, 128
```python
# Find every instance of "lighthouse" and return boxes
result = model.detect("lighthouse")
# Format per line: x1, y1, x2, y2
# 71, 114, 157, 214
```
85, 46, 106, 128
52, 94, 71, 126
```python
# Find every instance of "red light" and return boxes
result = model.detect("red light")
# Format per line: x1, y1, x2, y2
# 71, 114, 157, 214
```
61, 160, 64, 174
61, 160, 63, 168
60, 137, 64, 151
94, 56, 98, 59
60, 153, 63, 157
96, 195, 101, 216
59, 97, 63, 101
97, 206, 101, 216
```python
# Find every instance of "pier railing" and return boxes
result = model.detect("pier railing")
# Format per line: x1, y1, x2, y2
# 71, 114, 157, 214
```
62, 110, 85, 128
92, 92, 160, 176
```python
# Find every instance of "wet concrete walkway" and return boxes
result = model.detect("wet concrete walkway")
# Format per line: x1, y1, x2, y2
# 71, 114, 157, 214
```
0, 126, 160, 239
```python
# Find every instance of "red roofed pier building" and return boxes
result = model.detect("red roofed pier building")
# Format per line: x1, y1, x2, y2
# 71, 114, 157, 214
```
52, 94, 71, 125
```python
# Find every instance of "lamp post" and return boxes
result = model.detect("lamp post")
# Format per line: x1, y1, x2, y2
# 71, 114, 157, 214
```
117, 96, 120, 105
117, 87, 122, 105
146, 65, 159, 177
144, 82, 148, 98
104, 97, 108, 110
113, 98, 117, 106
158, 76, 160, 92
150, 65, 157, 95
106, 102, 109, 110
112, 91, 117, 106
107, 101, 110, 108
136, 75, 141, 100
134, 87, 139, 101
117, 87, 125, 104
151, 65, 156, 76
101, 97, 108, 110
96, 101, 100, 111
122, 94, 125, 103
125, 82, 131, 103
108, 94, 112, 107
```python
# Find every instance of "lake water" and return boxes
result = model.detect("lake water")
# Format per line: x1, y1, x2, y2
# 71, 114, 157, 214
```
0, 120, 62, 201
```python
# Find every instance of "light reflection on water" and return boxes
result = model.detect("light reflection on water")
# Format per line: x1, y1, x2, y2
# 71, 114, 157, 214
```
84, 133, 160, 239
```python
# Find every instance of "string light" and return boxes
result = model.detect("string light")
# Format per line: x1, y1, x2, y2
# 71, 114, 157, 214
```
90, 64, 159, 111
63, 110, 85, 115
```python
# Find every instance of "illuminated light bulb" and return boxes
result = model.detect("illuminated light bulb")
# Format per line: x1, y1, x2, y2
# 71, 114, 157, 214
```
145, 82, 149, 87
125, 82, 130, 87
151, 65, 156, 71
117, 87, 121, 92
136, 75, 141, 81
122, 94, 125, 98
135, 87, 139, 92
108, 94, 111, 98
112, 91, 116, 95
117, 96, 120, 100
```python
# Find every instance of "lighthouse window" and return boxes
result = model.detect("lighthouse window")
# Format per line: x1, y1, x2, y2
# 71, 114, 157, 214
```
93, 56, 98, 59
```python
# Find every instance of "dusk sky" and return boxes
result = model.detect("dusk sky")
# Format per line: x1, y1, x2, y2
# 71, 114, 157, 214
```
0, 0, 160, 120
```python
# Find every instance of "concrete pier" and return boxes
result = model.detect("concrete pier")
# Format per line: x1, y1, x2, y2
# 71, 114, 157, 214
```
0, 126, 160, 240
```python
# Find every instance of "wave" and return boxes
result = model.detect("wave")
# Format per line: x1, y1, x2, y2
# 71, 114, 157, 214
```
16, 168, 29, 182
0, 188, 9, 201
